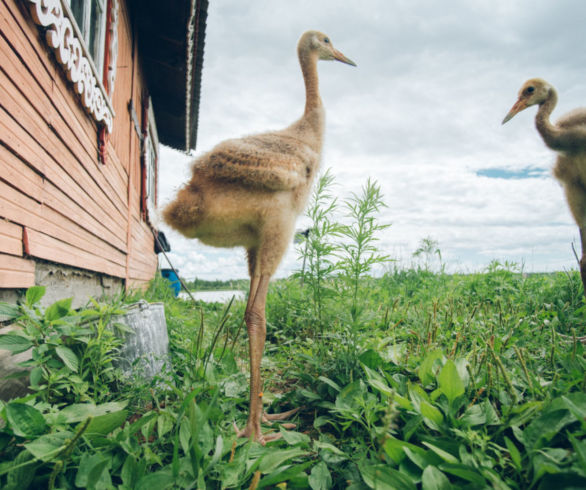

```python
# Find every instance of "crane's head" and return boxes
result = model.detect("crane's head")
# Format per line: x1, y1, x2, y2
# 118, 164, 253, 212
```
298, 30, 356, 66
502, 78, 553, 124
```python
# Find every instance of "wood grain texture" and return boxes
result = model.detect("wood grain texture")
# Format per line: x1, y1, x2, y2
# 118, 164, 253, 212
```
0, 253, 35, 287
0, 220, 23, 256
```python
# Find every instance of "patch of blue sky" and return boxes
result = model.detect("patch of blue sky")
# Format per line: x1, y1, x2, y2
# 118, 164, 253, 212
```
476, 167, 549, 179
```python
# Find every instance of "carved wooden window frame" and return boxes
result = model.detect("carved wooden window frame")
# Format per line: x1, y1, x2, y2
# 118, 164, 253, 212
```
140, 96, 159, 224
25, 0, 118, 133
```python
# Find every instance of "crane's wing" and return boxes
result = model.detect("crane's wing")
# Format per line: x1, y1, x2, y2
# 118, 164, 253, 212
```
556, 108, 586, 129
200, 133, 318, 191
553, 109, 586, 150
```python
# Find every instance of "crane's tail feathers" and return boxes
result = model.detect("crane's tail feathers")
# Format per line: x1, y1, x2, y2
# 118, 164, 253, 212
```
162, 186, 203, 233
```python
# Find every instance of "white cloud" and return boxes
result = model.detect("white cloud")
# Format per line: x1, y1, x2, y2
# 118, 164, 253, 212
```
157, 0, 585, 281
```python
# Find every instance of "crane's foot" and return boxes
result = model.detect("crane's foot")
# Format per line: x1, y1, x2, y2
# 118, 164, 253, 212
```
232, 421, 281, 445
233, 407, 301, 445
262, 407, 300, 423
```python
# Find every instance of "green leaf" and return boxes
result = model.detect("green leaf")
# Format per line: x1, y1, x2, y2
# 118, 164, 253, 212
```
459, 404, 485, 427
393, 392, 413, 410
121, 455, 139, 488
280, 427, 311, 446
258, 461, 313, 489
313, 440, 348, 458
422, 442, 458, 464
523, 408, 575, 450
504, 436, 522, 471
136, 468, 173, 489
418, 350, 443, 387
5, 403, 48, 438
55, 346, 79, 372
25, 286, 45, 306
561, 395, 586, 422
24, 431, 73, 461
366, 378, 394, 398
437, 359, 465, 404
179, 417, 191, 455
420, 400, 444, 427
4, 449, 37, 488
29, 367, 43, 388
207, 435, 224, 471
318, 376, 342, 392
45, 298, 72, 322
532, 448, 568, 483
157, 412, 174, 439
308, 461, 332, 490
85, 410, 128, 438
403, 446, 429, 470
439, 463, 486, 485
569, 434, 586, 471
408, 382, 432, 416
421, 465, 451, 490
0, 302, 20, 321
359, 463, 417, 490
258, 448, 309, 474
60, 401, 128, 423
75, 453, 111, 489
0, 334, 32, 354
382, 436, 425, 465
358, 349, 383, 369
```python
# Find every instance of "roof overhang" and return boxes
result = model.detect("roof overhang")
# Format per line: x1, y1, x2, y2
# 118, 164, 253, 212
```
128, 0, 208, 152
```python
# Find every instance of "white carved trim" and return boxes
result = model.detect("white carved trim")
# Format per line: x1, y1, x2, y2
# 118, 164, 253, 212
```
26, 0, 114, 132
107, 0, 118, 94
185, 0, 197, 152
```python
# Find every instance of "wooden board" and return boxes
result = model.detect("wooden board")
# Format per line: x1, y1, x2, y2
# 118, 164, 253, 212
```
0, 70, 128, 243
0, 125, 127, 252
26, 229, 125, 278
0, 253, 35, 288
0, 181, 127, 276
0, 219, 22, 256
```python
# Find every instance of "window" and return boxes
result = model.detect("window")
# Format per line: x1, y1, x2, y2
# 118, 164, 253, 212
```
142, 100, 159, 222
145, 128, 157, 217
66, 0, 108, 79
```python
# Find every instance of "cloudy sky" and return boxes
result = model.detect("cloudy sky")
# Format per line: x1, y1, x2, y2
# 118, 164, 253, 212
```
156, 0, 586, 281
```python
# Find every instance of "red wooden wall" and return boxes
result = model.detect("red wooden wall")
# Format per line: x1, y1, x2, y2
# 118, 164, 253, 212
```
0, 0, 157, 290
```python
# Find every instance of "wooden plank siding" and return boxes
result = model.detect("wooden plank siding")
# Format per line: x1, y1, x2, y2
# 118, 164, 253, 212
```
0, 220, 22, 256
0, 0, 157, 289
0, 254, 35, 288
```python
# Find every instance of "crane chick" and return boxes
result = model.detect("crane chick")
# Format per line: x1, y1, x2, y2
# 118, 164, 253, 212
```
503, 78, 586, 297
163, 31, 355, 444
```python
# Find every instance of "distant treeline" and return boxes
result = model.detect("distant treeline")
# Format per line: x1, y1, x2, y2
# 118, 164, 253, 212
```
183, 277, 249, 291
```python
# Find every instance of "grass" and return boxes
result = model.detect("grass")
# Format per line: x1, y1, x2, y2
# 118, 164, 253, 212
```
0, 175, 584, 488
0, 266, 584, 489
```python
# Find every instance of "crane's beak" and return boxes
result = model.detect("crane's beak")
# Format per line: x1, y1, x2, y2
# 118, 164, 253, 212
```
502, 98, 528, 124
333, 49, 356, 66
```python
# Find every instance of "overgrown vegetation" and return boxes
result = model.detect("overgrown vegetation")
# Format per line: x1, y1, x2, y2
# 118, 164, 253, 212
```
0, 174, 585, 489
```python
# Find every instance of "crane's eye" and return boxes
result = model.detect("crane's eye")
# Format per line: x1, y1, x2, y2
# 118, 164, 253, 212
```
526, 86, 535, 94
324, 37, 330, 44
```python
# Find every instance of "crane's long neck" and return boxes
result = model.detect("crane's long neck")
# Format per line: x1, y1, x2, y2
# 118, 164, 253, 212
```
299, 50, 322, 115
535, 88, 564, 151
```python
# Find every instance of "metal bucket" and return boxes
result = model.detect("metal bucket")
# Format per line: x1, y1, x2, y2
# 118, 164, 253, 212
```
112, 300, 170, 380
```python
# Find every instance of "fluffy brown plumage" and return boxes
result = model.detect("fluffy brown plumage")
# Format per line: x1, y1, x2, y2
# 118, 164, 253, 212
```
163, 30, 355, 444
503, 78, 586, 296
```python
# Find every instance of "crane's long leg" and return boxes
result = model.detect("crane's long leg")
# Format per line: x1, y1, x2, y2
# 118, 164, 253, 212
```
234, 241, 300, 444
234, 273, 273, 443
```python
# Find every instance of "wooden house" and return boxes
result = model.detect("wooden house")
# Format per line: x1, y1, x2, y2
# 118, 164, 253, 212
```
0, 0, 208, 305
